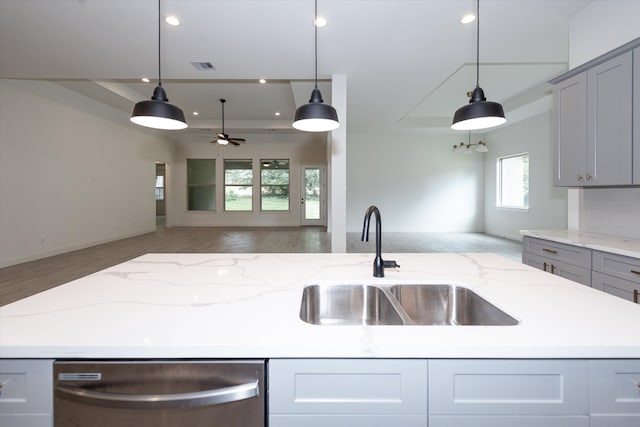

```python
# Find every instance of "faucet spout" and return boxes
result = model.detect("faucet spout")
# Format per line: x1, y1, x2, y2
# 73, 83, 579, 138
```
361, 205, 398, 277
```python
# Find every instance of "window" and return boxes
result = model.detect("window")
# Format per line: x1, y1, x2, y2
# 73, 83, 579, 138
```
225, 159, 253, 211
187, 159, 216, 211
497, 153, 529, 209
261, 159, 290, 211
155, 176, 164, 200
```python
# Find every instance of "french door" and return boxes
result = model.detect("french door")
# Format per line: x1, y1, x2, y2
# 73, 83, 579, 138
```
300, 165, 326, 226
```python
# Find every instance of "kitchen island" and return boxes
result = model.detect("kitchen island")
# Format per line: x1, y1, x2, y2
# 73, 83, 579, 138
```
1, 252, 639, 427
1, 252, 639, 359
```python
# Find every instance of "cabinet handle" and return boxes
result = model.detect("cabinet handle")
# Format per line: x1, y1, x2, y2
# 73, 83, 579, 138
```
550, 264, 556, 274
586, 174, 592, 181
542, 248, 558, 254
543, 262, 548, 272
631, 270, 640, 276
634, 289, 638, 304
577, 175, 583, 181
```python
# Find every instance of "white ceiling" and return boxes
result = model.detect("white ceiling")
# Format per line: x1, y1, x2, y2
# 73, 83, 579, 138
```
0, 0, 592, 138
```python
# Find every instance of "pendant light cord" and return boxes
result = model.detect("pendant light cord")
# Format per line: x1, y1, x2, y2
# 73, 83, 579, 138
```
158, 0, 162, 85
475, 0, 479, 88
314, 0, 318, 89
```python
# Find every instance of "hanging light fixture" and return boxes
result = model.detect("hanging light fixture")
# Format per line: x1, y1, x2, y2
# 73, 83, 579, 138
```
292, 0, 339, 132
451, 0, 506, 131
452, 131, 488, 153
130, 0, 187, 130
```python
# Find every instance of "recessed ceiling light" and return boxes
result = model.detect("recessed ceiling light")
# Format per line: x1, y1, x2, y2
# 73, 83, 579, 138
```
314, 17, 327, 27
275, 112, 281, 116
259, 78, 267, 84
461, 13, 476, 24
164, 16, 180, 26
141, 77, 150, 83
192, 112, 199, 116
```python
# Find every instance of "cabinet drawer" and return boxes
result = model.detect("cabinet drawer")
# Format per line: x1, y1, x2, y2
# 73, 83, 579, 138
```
268, 359, 427, 415
523, 237, 591, 269
590, 360, 640, 414
592, 251, 640, 283
428, 360, 588, 415
523, 252, 591, 286
270, 415, 427, 427
429, 415, 589, 427
592, 271, 640, 303
590, 415, 640, 427
0, 359, 53, 427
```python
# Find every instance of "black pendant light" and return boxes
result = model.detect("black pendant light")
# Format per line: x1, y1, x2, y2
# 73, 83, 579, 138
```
130, 0, 187, 130
451, 0, 506, 131
292, 0, 339, 132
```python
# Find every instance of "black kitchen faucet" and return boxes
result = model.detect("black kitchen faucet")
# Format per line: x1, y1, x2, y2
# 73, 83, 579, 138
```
361, 205, 400, 277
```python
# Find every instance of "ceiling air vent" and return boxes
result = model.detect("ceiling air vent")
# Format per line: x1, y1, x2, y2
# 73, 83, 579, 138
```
191, 62, 216, 71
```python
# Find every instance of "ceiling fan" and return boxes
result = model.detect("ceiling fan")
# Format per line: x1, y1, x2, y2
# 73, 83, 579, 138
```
213, 99, 246, 146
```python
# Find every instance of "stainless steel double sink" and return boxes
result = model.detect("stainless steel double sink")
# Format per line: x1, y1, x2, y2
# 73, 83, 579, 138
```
299, 284, 518, 326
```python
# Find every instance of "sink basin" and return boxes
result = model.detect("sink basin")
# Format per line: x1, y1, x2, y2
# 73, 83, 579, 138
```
299, 285, 403, 325
300, 284, 518, 326
390, 285, 518, 326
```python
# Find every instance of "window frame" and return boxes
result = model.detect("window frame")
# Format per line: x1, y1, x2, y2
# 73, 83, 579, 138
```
260, 159, 290, 212
496, 152, 530, 211
186, 158, 216, 211
224, 159, 254, 212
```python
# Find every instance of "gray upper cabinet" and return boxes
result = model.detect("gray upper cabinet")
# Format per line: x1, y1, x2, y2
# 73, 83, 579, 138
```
586, 52, 633, 185
553, 72, 587, 186
634, 47, 640, 185
552, 40, 638, 187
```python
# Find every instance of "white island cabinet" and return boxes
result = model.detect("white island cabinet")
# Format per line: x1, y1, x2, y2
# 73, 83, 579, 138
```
268, 359, 428, 426
0, 359, 53, 427
269, 358, 640, 426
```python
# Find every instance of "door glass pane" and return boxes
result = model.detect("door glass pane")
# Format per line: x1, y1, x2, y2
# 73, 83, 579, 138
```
304, 168, 320, 220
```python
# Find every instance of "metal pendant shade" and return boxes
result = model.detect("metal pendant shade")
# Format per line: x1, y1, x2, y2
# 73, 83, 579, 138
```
451, 0, 505, 131
130, 0, 187, 131
293, 87, 339, 132
292, 0, 339, 132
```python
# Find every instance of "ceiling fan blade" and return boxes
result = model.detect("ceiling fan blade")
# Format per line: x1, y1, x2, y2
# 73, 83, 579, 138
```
228, 138, 246, 142
229, 140, 241, 146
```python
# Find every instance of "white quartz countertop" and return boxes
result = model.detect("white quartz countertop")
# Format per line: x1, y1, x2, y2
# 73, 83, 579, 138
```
1, 253, 639, 359
521, 229, 640, 259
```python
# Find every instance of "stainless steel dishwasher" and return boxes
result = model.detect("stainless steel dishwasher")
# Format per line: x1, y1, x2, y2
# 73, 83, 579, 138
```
53, 360, 265, 427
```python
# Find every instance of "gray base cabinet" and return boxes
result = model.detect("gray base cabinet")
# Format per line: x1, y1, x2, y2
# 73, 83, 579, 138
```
592, 250, 640, 303
522, 236, 591, 286
0, 359, 53, 427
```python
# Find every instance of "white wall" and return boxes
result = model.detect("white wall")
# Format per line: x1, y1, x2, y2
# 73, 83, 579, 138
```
569, 0, 640, 69
0, 79, 175, 267
346, 130, 484, 232
567, 0, 640, 239
484, 112, 568, 240
171, 132, 326, 227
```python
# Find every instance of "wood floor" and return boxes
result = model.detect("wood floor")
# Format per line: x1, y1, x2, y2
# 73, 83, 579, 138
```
0, 225, 521, 307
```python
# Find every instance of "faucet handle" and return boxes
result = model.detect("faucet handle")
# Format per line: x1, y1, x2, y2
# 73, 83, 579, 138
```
383, 260, 400, 269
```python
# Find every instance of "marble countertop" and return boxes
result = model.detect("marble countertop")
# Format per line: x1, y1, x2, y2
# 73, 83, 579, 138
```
520, 229, 640, 259
1, 253, 639, 359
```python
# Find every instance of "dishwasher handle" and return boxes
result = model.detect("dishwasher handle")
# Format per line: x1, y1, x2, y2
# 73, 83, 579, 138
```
55, 380, 259, 410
